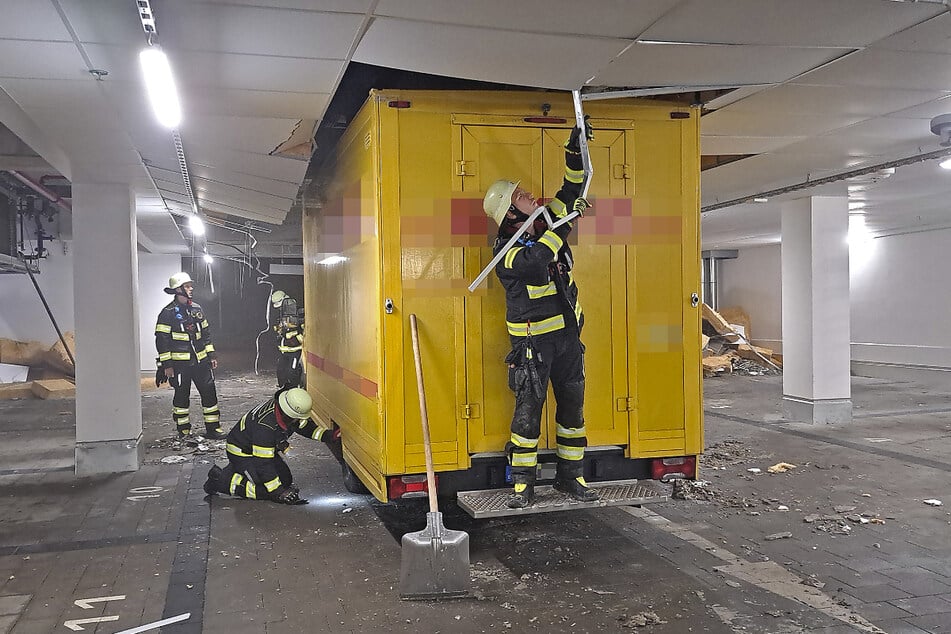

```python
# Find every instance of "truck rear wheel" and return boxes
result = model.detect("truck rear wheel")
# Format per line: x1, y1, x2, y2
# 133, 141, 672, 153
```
342, 460, 369, 494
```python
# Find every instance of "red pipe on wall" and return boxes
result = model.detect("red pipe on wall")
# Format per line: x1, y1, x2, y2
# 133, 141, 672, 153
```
7, 170, 72, 212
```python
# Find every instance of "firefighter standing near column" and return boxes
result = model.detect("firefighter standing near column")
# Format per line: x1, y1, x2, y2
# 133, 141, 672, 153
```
270, 290, 304, 388
154, 272, 226, 439
482, 120, 599, 509
202, 387, 338, 504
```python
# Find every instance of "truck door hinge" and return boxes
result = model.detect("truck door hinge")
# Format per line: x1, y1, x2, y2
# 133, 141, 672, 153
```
616, 397, 635, 412
460, 403, 481, 419
613, 164, 630, 179
455, 160, 476, 176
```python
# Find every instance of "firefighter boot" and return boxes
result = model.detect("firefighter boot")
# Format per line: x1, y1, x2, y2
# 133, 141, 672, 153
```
554, 475, 600, 502
507, 474, 535, 509
203, 464, 224, 495
203, 425, 227, 440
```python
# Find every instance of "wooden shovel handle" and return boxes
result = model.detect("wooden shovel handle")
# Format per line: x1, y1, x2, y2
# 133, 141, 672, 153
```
409, 314, 438, 514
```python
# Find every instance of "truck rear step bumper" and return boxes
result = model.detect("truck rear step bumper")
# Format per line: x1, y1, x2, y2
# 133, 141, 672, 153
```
456, 478, 668, 519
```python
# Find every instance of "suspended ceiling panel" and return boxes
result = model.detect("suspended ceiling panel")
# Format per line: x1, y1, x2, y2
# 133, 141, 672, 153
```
702, 109, 866, 139
640, 0, 943, 47
721, 84, 948, 118
794, 48, 951, 91
872, 12, 951, 54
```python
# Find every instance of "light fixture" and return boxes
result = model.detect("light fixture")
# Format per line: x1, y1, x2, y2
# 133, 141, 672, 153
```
753, 197, 768, 203
203, 253, 213, 264
940, 157, 951, 170
139, 47, 181, 128
848, 201, 866, 210
318, 255, 347, 265
188, 214, 205, 236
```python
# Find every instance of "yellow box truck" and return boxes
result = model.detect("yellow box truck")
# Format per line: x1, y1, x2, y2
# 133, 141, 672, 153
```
303, 90, 702, 505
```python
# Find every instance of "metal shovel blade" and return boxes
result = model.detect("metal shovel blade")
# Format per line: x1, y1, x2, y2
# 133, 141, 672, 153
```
399, 511, 470, 600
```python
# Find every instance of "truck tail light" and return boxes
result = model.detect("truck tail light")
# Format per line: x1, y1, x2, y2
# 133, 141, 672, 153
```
388, 474, 436, 499
651, 456, 697, 481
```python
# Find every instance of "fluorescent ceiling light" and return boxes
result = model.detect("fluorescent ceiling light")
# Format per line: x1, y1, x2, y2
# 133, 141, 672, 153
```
188, 214, 205, 236
848, 201, 866, 210
203, 253, 213, 264
318, 255, 347, 265
139, 47, 181, 128
940, 157, 951, 170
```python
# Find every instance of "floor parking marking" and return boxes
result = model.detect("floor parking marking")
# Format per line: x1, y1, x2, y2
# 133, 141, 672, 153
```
126, 486, 164, 501
114, 612, 190, 633
74, 594, 126, 609
63, 616, 120, 631
619, 505, 886, 634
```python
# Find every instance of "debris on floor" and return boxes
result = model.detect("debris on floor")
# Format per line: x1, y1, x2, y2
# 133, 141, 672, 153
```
701, 304, 782, 377
764, 531, 792, 541
923, 499, 943, 506
618, 611, 667, 628
767, 462, 796, 474
160, 455, 188, 464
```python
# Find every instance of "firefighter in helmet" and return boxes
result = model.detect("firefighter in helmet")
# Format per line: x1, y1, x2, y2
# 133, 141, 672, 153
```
203, 387, 338, 504
482, 120, 599, 509
271, 290, 304, 388
154, 272, 225, 439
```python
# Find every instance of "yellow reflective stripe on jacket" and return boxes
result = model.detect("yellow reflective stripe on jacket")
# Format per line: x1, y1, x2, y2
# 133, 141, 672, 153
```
226, 443, 252, 457
556, 445, 585, 460
536, 231, 563, 256
565, 166, 584, 184
263, 476, 282, 493
195, 350, 207, 361
158, 352, 172, 361
203, 344, 215, 354
252, 445, 275, 459
526, 282, 557, 299
170, 352, 191, 360
173, 407, 190, 415
548, 198, 568, 217
201, 320, 209, 328
279, 345, 303, 353
245, 481, 257, 499
511, 452, 538, 467
229, 474, 243, 495
506, 314, 565, 337
510, 433, 538, 448
503, 246, 523, 269
171, 332, 190, 341
574, 300, 583, 325
155, 324, 172, 333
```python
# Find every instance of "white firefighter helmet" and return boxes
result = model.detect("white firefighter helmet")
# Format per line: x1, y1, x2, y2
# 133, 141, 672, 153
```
167, 272, 193, 290
278, 388, 312, 420
270, 290, 287, 308
483, 179, 519, 227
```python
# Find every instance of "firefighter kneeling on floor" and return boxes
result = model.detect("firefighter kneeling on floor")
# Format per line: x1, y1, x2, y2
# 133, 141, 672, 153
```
203, 387, 339, 504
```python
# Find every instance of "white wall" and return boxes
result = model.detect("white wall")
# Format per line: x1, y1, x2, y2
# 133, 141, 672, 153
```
718, 244, 783, 352
0, 244, 179, 370
851, 227, 951, 370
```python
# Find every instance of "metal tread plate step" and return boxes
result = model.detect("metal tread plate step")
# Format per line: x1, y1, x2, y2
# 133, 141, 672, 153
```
456, 479, 669, 519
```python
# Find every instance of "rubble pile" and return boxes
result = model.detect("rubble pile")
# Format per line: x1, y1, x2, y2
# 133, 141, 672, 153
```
701, 305, 782, 378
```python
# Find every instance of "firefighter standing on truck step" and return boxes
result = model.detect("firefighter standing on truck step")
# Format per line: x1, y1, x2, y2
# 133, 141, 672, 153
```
154, 272, 225, 439
202, 387, 339, 504
482, 118, 600, 509
270, 290, 304, 388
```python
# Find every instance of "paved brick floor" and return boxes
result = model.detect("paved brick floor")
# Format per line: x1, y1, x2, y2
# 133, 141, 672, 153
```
0, 371, 949, 632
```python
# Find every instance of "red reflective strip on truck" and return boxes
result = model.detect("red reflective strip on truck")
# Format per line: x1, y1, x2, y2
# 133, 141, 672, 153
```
305, 351, 378, 398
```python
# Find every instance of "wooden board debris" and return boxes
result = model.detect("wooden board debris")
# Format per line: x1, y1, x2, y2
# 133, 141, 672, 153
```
32, 378, 75, 400
0, 382, 34, 400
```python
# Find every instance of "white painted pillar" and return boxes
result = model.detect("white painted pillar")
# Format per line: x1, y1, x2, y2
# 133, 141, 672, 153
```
72, 183, 142, 473
781, 196, 852, 424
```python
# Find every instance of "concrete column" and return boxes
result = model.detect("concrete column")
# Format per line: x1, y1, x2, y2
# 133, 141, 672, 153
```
72, 183, 142, 473
781, 196, 852, 424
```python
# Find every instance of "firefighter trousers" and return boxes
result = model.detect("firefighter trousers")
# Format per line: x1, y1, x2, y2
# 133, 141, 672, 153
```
170, 362, 219, 435
214, 454, 293, 500
277, 350, 303, 388
506, 329, 587, 481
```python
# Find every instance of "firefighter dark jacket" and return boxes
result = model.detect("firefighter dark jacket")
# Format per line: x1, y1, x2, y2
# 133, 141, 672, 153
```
225, 397, 332, 495
154, 299, 217, 370
493, 145, 584, 339
276, 320, 304, 354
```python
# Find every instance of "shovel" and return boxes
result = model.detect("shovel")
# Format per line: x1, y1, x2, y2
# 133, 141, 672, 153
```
399, 314, 470, 600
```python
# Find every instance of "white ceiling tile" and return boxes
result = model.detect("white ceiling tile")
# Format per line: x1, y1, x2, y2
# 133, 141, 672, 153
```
722, 84, 947, 118
593, 43, 842, 87
702, 109, 865, 138
0, 41, 88, 80
794, 48, 951, 91
200, 0, 372, 11
181, 115, 303, 155
643, 0, 943, 47
373, 0, 679, 39
886, 95, 951, 120
873, 12, 951, 54
183, 88, 330, 118
187, 148, 306, 183
0, 0, 72, 40
59, 0, 143, 46
354, 18, 628, 90
189, 165, 300, 198
701, 136, 804, 155
194, 179, 294, 210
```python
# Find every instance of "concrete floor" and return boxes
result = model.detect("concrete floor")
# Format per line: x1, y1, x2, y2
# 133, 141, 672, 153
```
1, 369, 950, 633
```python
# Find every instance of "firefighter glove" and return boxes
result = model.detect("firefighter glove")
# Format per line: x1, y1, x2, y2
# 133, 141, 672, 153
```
155, 366, 168, 387
273, 486, 308, 505
572, 197, 591, 217
565, 115, 594, 153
